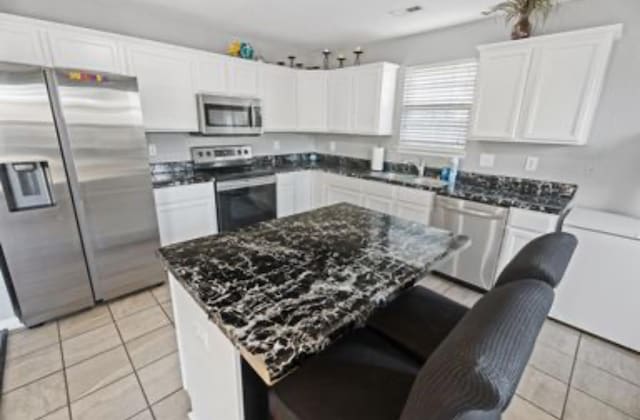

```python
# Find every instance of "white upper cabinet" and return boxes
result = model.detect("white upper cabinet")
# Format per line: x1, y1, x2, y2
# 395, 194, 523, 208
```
125, 42, 198, 132
519, 31, 618, 144
259, 64, 297, 132
470, 47, 531, 140
327, 68, 354, 132
0, 14, 49, 66
46, 27, 125, 74
352, 63, 398, 135
326, 63, 398, 135
227, 58, 258, 97
296, 71, 327, 132
470, 24, 622, 145
193, 53, 228, 94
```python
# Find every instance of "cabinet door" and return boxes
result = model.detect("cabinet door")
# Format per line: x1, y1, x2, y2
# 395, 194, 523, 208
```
326, 185, 362, 206
352, 65, 383, 134
193, 53, 227, 94
276, 174, 295, 218
496, 226, 541, 275
125, 43, 197, 131
259, 65, 297, 132
297, 71, 327, 132
363, 194, 394, 215
47, 27, 124, 74
470, 47, 532, 141
361, 179, 394, 214
154, 185, 217, 246
294, 172, 313, 213
394, 201, 432, 225
0, 17, 49, 65
519, 36, 614, 144
327, 69, 353, 132
227, 59, 258, 97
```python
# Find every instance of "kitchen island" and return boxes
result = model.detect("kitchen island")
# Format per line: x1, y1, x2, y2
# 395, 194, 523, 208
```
159, 203, 468, 420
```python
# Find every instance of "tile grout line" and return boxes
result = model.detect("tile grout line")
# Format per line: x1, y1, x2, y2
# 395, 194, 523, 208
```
566, 335, 640, 420
515, 391, 562, 419
57, 321, 74, 420
107, 303, 157, 420
560, 333, 581, 419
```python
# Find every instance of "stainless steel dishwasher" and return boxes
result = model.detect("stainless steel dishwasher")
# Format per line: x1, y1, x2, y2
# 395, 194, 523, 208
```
431, 196, 509, 290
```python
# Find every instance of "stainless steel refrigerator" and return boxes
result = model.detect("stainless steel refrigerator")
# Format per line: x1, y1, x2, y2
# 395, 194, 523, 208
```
0, 62, 164, 326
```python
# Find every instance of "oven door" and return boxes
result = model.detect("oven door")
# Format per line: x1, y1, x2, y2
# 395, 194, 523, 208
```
216, 176, 276, 232
197, 94, 262, 136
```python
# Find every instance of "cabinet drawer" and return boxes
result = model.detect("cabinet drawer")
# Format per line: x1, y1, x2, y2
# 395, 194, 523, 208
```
395, 186, 435, 206
360, 179, 393, 197
154, 183, 214, 206
507, 208, 558, 232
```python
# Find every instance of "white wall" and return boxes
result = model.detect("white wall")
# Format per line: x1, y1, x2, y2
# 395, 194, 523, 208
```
0, 0, 313, 65
316, 0, 640, 218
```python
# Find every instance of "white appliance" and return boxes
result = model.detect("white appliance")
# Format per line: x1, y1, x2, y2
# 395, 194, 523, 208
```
551, 208, 640, 351
196, 94, 263, 136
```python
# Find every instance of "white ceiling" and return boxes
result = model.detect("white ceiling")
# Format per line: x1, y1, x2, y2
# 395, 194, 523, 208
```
117, 0, 499, 49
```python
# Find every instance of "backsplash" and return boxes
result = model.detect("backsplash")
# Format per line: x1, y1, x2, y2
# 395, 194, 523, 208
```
150, 152, 578, 200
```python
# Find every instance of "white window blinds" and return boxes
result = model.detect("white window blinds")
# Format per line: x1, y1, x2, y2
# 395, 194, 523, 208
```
399, 59, 478, 155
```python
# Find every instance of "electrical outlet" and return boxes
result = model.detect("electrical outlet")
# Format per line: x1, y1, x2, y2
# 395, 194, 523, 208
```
148, 144, 157, 157
479, 153, 495, 168
329, 141, 336, 153
525, 156, 539, 172
273, 140, 281, 151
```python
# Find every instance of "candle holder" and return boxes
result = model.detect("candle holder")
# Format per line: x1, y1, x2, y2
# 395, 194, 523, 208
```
322, 49, 331, 70
337, 55, 346, 68
295, 63, 304, 69
287, 55, 296, 67
353, 47, 363, 66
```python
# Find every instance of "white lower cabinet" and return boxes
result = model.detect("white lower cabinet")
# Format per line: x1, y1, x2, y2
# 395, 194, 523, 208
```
276, 171, 313, 217
361, 179, 394, 215
153, 183, 218, 246
393, 187, 434, 225
323, 173, 362, 207
497, 208, 558, 274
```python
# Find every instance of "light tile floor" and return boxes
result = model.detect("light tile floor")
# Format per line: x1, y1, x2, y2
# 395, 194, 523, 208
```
3, 276, 639, 420
1, 283, 189, 420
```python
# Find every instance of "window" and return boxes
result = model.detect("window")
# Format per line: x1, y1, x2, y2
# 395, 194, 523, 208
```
399, 59, 478, 156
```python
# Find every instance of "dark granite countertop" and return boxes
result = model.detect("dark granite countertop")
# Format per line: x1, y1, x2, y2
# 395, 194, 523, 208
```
151, 153, 577, 214
158, 203, 468, 384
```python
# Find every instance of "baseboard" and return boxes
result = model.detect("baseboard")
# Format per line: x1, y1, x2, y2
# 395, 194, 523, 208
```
0, 316, 23, 331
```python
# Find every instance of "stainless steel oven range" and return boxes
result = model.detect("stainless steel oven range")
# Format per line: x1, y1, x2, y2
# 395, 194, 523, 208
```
192, 146, 276, 232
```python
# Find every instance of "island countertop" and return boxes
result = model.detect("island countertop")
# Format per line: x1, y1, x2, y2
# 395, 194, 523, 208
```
158, 203, 468, 384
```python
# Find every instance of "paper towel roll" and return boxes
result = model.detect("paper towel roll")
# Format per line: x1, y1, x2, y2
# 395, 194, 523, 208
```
371, 147, 385, 171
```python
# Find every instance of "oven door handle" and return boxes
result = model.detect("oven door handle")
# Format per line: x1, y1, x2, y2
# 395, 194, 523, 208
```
216, 175, 276, 191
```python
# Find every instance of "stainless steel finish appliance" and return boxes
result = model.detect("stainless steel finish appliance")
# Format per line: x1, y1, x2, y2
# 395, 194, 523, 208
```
431, 196, 508, 290
196, 94, 262, 136
0, 63, 164, 326
192, 146, 276, 232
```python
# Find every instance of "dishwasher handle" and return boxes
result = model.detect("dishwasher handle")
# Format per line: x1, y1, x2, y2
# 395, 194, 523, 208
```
437, 203, 506, 220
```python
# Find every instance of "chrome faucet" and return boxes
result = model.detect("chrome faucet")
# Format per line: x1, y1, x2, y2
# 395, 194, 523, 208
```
403, 158, 427, 177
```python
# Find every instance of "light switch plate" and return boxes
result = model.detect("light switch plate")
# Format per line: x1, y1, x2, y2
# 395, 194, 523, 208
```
329, 141, 336, 152
525, 156, 539, 172
148, 143, 157, 157
479, 153, 495, 168
273, 140, 281, 151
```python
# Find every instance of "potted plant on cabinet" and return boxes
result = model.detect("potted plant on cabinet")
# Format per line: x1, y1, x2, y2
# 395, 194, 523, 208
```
484, 0, 557, 40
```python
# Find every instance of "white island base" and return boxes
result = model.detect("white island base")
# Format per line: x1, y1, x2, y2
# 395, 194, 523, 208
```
169, 273, 247, 420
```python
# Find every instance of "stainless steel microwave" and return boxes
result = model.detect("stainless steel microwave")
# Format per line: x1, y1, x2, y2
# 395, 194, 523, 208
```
196, 94, 262, 136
